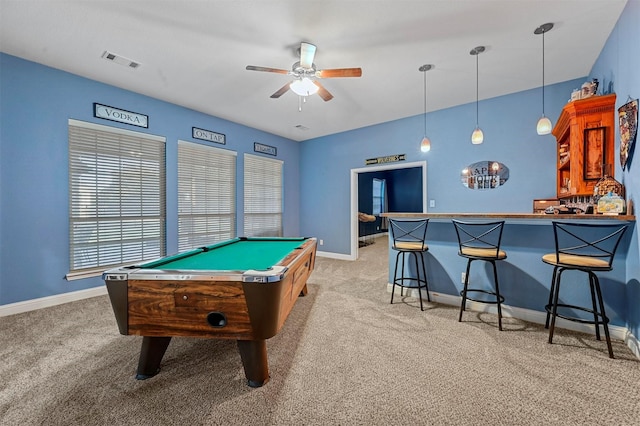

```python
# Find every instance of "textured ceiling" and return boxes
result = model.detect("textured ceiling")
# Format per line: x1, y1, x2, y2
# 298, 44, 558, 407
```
0, 0, 627, 141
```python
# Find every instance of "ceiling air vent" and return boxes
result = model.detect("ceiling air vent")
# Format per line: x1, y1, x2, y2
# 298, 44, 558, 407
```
101, 51, 140, 69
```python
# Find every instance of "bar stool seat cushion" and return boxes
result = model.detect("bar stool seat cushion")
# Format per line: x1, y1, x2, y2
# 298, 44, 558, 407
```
461, 247, 506, 259
542, 253, 610, 269
394, 241, 428, 251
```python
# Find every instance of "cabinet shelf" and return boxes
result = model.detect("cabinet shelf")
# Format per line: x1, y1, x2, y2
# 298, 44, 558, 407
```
558, 158, 570, 170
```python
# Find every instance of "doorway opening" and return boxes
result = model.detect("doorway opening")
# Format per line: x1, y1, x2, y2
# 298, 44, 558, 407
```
350, 161, 427, 259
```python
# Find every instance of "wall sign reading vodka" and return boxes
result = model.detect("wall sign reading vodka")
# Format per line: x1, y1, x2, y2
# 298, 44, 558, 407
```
93, 103, 148, 128
192, 127, 226, 145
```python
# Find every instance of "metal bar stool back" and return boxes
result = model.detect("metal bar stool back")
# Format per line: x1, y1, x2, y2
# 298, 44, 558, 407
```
388, 218, 430, 311
542, 221, 628, 358
452, 220, 507, 330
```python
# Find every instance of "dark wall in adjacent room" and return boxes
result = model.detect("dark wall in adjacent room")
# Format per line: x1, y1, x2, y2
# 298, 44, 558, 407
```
357, 166, 422, 236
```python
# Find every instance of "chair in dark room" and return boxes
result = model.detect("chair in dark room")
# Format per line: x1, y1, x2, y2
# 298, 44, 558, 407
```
388, 218, 430, 311
452, 220, 507, 330
542, 221, 628, 358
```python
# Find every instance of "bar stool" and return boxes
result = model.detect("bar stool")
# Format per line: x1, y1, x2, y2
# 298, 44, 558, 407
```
388, 218, 430, 311
542, 221, 627, 358
452, 220, 507, 330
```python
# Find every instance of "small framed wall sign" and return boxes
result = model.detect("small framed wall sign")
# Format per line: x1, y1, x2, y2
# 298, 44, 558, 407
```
254, 142, 277, 156
93, 103, 148, 128
365, 154, 406, 165
192, 127, 226, 145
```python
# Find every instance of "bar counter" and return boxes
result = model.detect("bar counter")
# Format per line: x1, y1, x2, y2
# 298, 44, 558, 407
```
383, 212, 635, 222
379, 212, 635, 339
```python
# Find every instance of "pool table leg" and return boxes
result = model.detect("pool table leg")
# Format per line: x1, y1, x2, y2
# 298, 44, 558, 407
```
237, 339, 269, 387
135, 336, 172, 380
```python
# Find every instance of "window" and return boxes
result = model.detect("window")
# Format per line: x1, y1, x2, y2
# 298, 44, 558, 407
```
67, 119, 166, 279
244, 154, 283, 237
178, 141, 236, 250
372, 178, 386, 216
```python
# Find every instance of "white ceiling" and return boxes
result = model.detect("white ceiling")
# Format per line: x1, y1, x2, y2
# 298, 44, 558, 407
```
0, 0, 627, 141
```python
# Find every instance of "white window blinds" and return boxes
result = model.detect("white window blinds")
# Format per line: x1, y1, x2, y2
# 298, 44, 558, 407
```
178, 141, 236, 251
244, 153, 283, 237
68, 119, 166, 277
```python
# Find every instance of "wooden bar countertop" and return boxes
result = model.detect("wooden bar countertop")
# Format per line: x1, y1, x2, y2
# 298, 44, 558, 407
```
381, 212, 635, 223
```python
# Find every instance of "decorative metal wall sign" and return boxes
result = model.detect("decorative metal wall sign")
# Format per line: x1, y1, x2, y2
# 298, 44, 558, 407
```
365, 154, 406, 165
192, 127, 226, 145
461, 161, 509, 190
254, 142, 277, 156
94, 103, 148, 128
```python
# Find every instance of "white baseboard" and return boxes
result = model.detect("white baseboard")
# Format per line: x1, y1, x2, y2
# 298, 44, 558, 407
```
316, 250, 353, 261
387, 283, 638, 358
0, 286, 108, 317
625, 330, 640, 359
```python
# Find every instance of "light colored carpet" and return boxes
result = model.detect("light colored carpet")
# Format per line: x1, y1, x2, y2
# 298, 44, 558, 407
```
1, 236, 639, 425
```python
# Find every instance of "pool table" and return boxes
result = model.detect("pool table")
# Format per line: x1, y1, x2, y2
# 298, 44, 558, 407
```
102, 236, 317, 387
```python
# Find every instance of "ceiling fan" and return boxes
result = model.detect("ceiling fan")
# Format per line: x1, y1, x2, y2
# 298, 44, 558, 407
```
246, 42, 362, 101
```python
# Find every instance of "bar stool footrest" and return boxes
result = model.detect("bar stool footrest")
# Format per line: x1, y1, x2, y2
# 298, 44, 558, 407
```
460, 289, 505, 305
394, 278, 429, 290
545, 303, 609, 325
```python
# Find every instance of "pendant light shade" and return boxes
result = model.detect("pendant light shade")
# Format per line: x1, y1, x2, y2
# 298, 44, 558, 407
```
419, 64, 434, 153
471, 127, 484, 144
536, 116, 552, 134
535, 23, 554, 135
420, 136, 431, 152
470, 46, 485, 145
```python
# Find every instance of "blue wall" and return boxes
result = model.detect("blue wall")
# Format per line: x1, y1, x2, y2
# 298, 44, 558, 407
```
590, 0, 640, 336
300, 79, 580, 255
0, 54, 301, 305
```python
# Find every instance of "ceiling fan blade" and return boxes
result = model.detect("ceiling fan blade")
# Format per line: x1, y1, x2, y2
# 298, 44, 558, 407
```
246, 65, 289, 74
316, 68, 362, 78
270, 82, 292, 98
313, 81, 334, 101
299, 42, 316, 69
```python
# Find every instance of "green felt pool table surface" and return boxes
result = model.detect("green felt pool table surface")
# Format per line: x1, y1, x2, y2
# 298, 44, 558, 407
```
139, 237, 308, 272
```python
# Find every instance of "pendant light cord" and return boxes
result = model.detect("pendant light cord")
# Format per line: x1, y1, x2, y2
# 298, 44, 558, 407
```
423, 69, 427, 136
475, 52, 479, 127
541, 30, 545, 116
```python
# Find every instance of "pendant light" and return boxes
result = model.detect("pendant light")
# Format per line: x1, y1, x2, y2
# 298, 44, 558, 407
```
535, 23, 554, 135
419, 64, 434, 153
470, 46, 485, 145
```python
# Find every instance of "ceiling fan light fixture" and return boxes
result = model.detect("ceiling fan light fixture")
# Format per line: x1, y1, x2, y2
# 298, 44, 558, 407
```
290, 77, 319, 97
